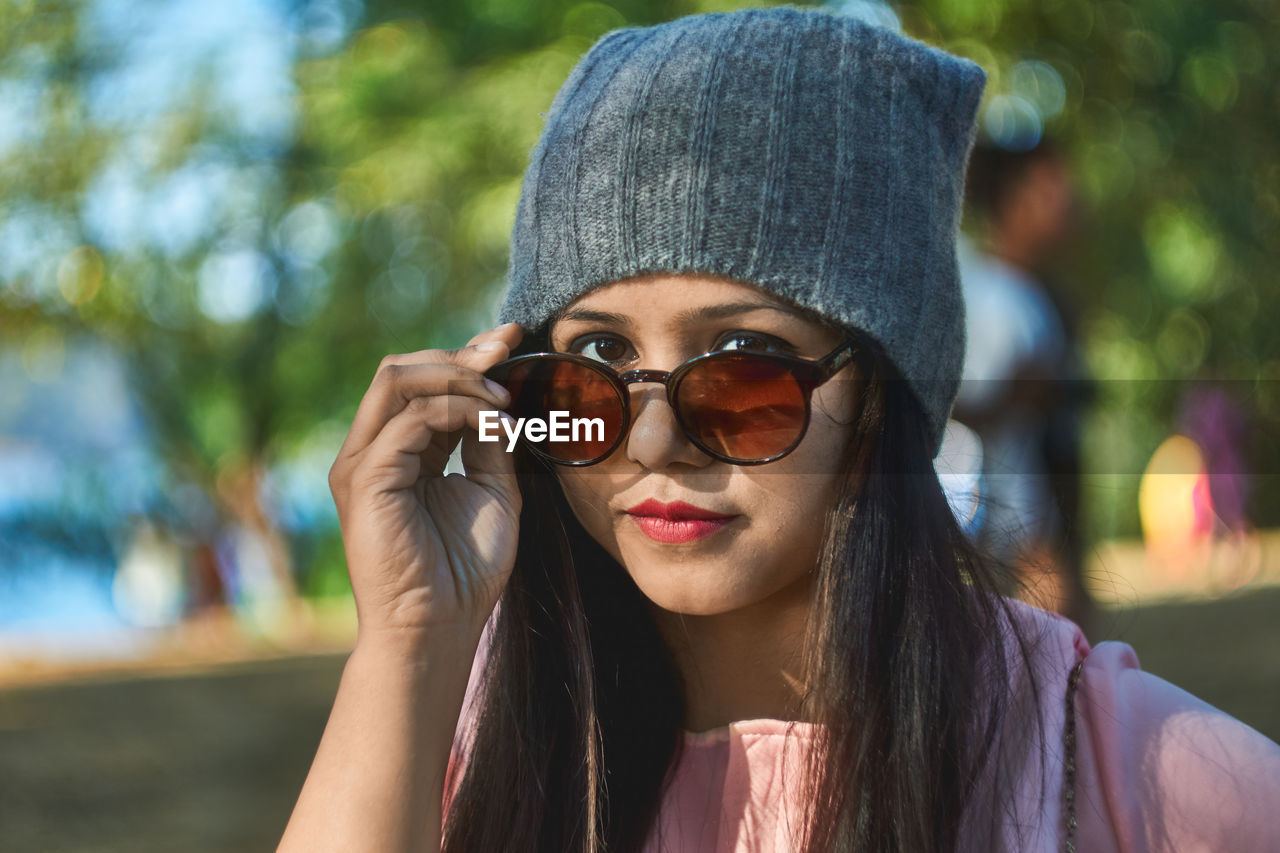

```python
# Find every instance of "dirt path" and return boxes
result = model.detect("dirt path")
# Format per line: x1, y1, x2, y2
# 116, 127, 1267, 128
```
0, 654, 343, 852
2, 589, 1278, 852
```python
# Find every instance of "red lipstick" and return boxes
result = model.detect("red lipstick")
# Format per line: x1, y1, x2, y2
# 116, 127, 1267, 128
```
625, 500, 736, 544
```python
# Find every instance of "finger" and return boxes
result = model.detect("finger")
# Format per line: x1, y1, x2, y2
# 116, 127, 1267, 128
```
413, 372, 517, 477
335, 323, 524, 480
464, 321, 524, 351
457, 411, 521, 509
377, 322, 526, 369
339, 355, 510, 460
439, 324, 528, 468
347, 394, 495, 494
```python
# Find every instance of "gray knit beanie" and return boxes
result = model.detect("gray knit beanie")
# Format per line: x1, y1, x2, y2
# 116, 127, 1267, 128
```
497, 6, 985, 456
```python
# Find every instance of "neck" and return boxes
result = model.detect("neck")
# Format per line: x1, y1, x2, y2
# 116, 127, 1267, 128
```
652, 573, 815, 733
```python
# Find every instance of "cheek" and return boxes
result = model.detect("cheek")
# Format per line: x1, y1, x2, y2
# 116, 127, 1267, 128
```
812, 374, 861, 426
770, 401, 858, 537
801, 386, 860, 471
554, 471, 623, 559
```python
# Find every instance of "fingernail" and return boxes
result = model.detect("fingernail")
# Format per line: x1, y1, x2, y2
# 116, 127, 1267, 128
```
477, 341, 503, 353
484, 379, 508, 399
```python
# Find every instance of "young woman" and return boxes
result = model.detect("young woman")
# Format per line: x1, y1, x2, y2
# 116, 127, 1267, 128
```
280, 8, 1280, 851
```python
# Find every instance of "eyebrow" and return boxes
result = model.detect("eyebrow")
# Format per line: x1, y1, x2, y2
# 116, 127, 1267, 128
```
555, 300, 810, 328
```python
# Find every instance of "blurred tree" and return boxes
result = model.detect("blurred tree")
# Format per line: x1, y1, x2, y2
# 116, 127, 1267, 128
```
0, 0, 730, 603
1, 0, 316, 608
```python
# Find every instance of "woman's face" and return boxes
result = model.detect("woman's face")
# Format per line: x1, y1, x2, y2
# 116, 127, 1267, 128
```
549, 274, 863, 617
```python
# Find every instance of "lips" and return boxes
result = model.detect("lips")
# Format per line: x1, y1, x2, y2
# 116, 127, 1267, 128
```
625, 499, 737, 544
626, 499, 736, 521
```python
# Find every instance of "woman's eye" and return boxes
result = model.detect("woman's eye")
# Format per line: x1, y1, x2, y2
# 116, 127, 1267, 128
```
573, 335, 633, 365
714, 332, 790, 354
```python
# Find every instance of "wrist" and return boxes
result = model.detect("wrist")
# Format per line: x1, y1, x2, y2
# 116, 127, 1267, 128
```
345, 629, 481, 761
352, 623, 483, 676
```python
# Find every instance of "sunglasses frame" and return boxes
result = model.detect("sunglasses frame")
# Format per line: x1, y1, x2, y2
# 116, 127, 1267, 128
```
484, 336, 865, 467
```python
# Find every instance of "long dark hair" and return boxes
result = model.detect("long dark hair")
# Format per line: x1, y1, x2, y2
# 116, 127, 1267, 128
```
442, 338, 1049, 852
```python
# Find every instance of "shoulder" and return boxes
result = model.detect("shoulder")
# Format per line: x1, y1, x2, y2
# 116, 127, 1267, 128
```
1072, 636, 1280, 851
989, 598, 1280, 851
992, 596, 1089, 700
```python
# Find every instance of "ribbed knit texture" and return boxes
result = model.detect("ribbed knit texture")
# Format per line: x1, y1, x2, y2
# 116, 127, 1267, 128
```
497, 6, 986, 455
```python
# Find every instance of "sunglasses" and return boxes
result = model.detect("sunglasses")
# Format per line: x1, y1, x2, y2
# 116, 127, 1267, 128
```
483, 337, 863, 466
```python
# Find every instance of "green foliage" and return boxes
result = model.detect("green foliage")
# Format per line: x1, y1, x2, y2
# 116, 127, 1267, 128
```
2, 0, 1278, 591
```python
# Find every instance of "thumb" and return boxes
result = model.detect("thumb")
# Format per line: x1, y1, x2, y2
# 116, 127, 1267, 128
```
458, 412, 521, 512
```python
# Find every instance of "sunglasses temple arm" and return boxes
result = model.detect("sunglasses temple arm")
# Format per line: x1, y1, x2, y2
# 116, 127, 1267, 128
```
818, 341, 858, 379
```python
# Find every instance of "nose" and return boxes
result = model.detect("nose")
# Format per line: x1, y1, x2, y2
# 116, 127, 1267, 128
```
624, 383, 711, 470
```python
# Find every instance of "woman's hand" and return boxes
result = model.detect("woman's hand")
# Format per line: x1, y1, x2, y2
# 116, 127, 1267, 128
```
328, 322, 525, 646
279, 324, 523, 853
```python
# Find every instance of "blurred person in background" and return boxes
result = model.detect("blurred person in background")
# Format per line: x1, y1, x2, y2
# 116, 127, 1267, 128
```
953, 139, 1096, 632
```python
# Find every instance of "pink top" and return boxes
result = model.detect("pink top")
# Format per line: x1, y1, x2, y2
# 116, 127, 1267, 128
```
448, 600, 1280, 851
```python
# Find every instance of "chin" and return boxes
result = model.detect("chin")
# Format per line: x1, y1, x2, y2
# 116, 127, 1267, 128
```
636, 589, 745, 618
621, 558, 782, 618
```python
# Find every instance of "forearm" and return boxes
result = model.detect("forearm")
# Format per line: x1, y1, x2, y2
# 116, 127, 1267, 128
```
278, 630, 478, 853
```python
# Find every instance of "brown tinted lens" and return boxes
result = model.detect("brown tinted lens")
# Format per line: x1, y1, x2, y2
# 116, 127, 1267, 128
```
502, 357, 625, 463
676, 355, 807, 461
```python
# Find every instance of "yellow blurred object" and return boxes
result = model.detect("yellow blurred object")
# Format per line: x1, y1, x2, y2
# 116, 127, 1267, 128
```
1132, 433, 1266, 596
1139, 435, 1209, 544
